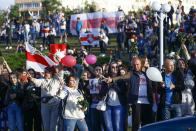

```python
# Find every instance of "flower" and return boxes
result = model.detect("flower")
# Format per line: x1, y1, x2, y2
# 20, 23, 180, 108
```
130, 38, 135, 42
77, 96, 89, 111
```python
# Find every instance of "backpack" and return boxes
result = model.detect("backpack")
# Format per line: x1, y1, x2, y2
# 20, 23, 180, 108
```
59, 90, 69, 118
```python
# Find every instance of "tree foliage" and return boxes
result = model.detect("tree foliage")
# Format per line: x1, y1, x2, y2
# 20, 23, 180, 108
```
83, 0, 97, 13
42, 0, 62, 17
9, 5, 20, 20
0, 11, 6, 27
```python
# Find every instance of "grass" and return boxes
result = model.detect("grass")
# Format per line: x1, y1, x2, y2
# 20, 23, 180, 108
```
0, 35, 121, 71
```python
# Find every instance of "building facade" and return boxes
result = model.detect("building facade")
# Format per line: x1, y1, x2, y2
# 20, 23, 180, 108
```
15, 0, 42, 17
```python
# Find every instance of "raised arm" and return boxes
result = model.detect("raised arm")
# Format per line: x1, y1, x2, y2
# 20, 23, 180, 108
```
181, 44, 191, 60
3, 57, 12, 73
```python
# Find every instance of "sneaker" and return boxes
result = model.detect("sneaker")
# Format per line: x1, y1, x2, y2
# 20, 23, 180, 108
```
5, 47, 8, 50
64, 39, 68, 43
45, 47, 47, 50
9, 46, 12, 49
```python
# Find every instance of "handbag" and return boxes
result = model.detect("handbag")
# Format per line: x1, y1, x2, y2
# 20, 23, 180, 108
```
96, 95, 107, 111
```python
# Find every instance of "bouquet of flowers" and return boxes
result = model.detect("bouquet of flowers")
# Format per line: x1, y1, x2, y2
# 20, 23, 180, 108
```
77, 96, 89, 111
129, 35, 139, 55
177, 32, 195, 45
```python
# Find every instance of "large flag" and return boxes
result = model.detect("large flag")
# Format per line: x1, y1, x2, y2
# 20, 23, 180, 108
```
25, 42, 57, 72
49, 44, 67, 63
70, 11, 124, 35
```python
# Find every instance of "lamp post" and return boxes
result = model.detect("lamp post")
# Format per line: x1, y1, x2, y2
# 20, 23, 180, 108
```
152, 2, 171, 70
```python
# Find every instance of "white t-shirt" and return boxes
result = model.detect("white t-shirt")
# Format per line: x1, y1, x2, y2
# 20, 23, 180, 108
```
24, 24, 30, 32
137, 74, 150, 104
108, 88, 121, 106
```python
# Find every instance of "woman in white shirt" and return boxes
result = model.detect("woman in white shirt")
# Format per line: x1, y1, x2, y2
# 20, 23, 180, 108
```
28, 67, 63, 131
62, 75, 88, 131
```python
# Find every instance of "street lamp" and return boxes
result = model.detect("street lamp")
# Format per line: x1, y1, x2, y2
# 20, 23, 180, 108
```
152, 2, 171, 70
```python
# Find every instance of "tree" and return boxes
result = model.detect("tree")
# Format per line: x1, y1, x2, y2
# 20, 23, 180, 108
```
42, 0, 62, 17
83, 0, 97, 13
9, 5, 20, 20
0, 10, 6, 27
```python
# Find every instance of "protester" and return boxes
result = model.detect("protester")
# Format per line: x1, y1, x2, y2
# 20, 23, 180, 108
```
102, 62, 128, 131
0, 2, 196, 131
99, 29, 109, 54
61, 75, 88, 131
22, 69, 42, 131
76, 17, 83, 37
5, 72, 24, 131
159, 59, 184, 120
175, 59, 195, 116
28, 66, 64, 131
128, 57, 154, 131
59, 16, 67, 43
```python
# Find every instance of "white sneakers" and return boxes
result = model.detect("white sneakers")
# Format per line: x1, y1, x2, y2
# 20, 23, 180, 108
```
5, 46, 12, 50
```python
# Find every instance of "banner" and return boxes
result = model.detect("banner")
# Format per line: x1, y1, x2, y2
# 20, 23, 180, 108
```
70, 11, 124, 35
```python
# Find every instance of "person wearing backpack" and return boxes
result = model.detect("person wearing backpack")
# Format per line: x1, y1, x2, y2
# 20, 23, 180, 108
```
61, 75, 88, 131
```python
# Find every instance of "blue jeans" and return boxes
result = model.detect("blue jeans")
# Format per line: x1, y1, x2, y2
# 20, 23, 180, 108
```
64, 118, 88, 131
7, 103, 24, 131
24, 31, 29, 42
41, 103, 59, 131
30, 33, 36, 45
103, 105, 125, 131
162, 104, 182, 120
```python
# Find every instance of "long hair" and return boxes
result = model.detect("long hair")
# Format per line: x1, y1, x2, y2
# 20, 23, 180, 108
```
9, 72, 18, 85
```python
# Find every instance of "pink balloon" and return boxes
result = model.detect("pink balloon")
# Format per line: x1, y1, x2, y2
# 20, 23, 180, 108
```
85, 54, 97, 65
61, 55, 76, 67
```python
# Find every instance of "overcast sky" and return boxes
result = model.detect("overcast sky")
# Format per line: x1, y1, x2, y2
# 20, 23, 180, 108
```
0, 0, 15, 10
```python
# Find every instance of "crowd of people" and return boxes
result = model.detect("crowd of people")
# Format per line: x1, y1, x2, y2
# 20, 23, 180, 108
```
0, 0, 196, 131
0, 42, 195, 131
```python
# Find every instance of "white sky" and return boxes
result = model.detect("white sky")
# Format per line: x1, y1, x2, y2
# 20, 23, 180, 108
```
0, 0, 15, 10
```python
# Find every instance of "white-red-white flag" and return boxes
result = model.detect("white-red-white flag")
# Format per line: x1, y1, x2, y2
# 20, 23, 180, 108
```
25, 42, 57, 72
80, 32, 100, 46
70, 11, 125, 35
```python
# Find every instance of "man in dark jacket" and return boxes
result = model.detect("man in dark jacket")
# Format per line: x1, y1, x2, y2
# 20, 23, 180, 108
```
158, 59, 184, 120
128, 57, 154, 131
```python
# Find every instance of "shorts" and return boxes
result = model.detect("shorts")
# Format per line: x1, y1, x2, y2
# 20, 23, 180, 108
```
60, 29, 66, 35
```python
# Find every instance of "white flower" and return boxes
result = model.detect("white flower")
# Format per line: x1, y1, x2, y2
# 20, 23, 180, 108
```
130, 38, 135, 42
77, 96, 84, 101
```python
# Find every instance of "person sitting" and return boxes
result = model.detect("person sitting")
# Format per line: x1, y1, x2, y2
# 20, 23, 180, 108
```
16, 43, 25, 53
